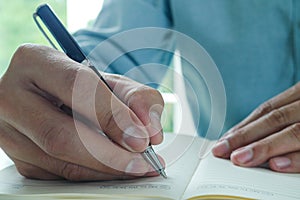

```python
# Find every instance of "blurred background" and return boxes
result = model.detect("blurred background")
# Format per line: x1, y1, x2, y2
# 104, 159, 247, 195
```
0, 0, 101, 170
0, 0, 195, 170
0, 0, 100, 76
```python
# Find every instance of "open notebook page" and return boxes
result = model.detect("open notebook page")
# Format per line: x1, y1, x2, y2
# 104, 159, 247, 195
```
0, 134, 203, 199
183, 152, 300, 200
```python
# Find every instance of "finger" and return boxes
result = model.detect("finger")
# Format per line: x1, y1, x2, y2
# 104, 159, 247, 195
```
230, 123, 300, 167
0, 121, 155, 180
1, 92, 153, 177
103, 74, 164, 145
269, 152, 300, 173
12, 159, 61, 180
228, 82, 300, 133
9, 44, 149, 152
213, 100, 300, 158
11, 154, 137, 181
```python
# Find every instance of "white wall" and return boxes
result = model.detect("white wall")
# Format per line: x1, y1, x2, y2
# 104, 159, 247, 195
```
67, 0, 103, 32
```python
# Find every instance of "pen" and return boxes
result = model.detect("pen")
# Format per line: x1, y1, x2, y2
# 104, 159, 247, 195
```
33, 4, 167, 179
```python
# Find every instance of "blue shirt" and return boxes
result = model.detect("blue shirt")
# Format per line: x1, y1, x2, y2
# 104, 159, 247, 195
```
74, 0, 300, 139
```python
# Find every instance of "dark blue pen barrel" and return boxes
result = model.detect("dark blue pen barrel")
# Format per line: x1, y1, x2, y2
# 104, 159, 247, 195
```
35, 4, 86, 63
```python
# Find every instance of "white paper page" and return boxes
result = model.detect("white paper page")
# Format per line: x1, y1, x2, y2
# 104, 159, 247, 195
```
0, 148, 13, 170
183, 152, 300, 200
0, 134, 201, 200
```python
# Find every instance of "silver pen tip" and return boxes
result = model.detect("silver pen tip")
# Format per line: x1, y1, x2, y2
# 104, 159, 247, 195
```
160, 169, 167, 179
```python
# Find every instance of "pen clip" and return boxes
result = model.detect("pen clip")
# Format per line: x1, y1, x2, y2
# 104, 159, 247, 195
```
33, 12, 59, 50
33, 4, 112, 91
33, 4, 86, 63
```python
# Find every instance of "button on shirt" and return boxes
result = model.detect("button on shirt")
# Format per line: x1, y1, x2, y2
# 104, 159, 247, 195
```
74, 0, 300, 138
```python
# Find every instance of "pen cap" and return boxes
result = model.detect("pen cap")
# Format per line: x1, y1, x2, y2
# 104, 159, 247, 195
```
35, 4, 86, 63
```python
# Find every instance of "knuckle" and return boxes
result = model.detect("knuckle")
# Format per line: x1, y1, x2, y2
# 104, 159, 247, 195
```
127, 86, 164, 108
99, 106, 122, 132
71, 68, 99, 105
228, 129, 247, 145
0, 121, 17, 150
38, 121, 68, 157
10, 44, 36, 68
293, 82, 300, 91
126, 86, 146, 101
256, 102, 273, 116
102, 154, 129, 176
285, 83, 300, 100
13, 44, 32, 59
149, 89, 164, 105
0, 86, 9, 116
266, 109, 287, 126
253, 139, 271, 156
60, 163, 84, 181
289, 100, 300, 111
60, 66, 81, 97
289, 123, 300, 143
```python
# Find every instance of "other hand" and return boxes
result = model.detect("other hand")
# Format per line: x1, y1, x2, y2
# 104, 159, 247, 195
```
213, 82, 300, 173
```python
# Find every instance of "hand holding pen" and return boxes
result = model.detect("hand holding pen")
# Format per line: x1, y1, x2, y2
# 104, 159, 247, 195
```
0, 6, 165, 180
34, 4, 166, 178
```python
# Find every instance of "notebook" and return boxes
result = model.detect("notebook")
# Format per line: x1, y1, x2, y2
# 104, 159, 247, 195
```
0, 134, 299, 200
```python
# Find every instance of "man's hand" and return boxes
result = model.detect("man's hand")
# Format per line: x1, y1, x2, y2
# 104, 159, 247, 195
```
0, 44, 164, 181
213, 82, 300, 173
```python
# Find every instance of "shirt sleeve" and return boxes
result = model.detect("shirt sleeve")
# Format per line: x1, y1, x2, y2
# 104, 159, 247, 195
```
73, 0, 174, 86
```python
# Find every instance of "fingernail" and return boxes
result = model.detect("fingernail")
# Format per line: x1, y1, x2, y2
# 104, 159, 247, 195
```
125, 158, 148, 175
273, 157, 291, 169
149, 111, 162, 137
213, 140, 230, 156
231, 147, 253, 164
123, 127, 148, 152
